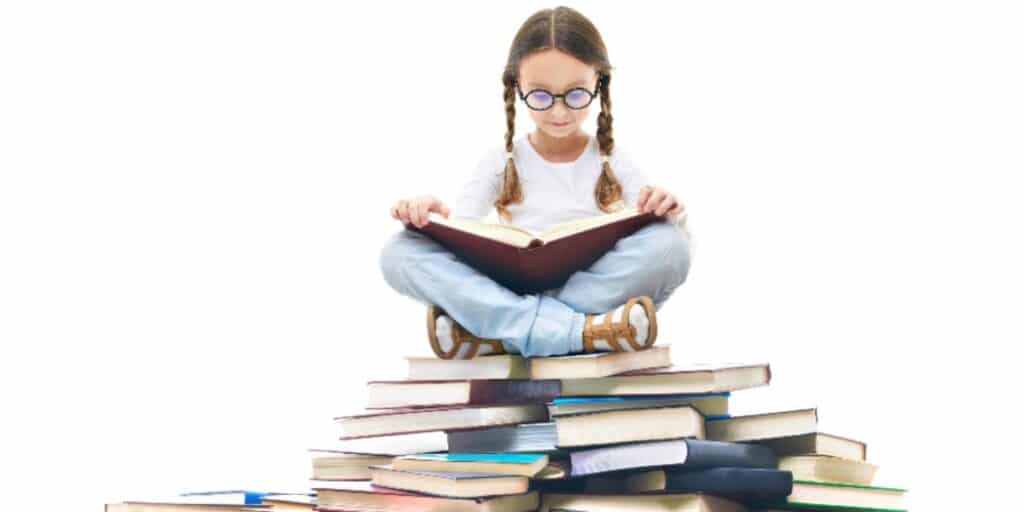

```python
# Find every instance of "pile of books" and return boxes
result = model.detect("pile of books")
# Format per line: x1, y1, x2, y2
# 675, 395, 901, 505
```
308, 344, 908, 512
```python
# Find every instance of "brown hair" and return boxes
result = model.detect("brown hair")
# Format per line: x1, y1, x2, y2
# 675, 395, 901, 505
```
495, 6, 623, 222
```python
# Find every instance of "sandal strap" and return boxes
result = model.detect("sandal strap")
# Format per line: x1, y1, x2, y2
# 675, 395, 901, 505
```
583, 310, 632, 352
427, 304, 505, 360
583, 297, 659, 352
452, 320, 503, 359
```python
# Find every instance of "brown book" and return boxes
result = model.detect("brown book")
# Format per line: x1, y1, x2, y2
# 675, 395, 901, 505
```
366, 378, 561, 409
407, 207, 659, 294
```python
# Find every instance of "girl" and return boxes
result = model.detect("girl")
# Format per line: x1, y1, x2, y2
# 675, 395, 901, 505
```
380, 6, 694, 359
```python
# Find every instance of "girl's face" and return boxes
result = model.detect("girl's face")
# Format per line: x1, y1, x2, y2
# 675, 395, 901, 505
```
517, 48, 599, 139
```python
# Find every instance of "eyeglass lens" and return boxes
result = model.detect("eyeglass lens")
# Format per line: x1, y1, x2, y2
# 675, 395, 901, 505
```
524, 88, 594, 110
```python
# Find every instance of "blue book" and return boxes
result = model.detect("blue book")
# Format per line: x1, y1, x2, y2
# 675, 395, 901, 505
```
178, 490, 312, 505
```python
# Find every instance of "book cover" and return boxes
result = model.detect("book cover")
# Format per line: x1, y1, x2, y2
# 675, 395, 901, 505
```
407, 208, 659, 294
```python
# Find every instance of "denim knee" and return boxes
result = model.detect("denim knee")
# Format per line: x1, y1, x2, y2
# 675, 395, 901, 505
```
644, 222, 692, 291
379, 229, 416, 292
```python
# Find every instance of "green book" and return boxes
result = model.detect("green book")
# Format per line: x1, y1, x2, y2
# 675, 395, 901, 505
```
769, 479, 907, 512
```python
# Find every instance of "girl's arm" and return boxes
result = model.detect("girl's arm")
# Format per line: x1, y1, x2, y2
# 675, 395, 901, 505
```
451, 148, 503, 222
613, 145, 697, 261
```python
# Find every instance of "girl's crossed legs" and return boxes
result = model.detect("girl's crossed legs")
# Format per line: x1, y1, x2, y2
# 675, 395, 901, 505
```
378, 220, 692, 358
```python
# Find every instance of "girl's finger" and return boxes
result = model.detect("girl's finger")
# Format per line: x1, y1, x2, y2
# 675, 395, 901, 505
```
644, 189, 665, 214
397, 201, 411, 224
655, 195, 677, 216
636, 186, 652, 210
410, 202, 422, 226
416, 202, 431, 227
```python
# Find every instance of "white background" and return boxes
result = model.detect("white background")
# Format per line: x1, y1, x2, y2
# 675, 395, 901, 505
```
1, 1, 1021, 510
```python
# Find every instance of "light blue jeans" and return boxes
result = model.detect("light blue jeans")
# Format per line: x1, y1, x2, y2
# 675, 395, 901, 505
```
378, 220, 692, 357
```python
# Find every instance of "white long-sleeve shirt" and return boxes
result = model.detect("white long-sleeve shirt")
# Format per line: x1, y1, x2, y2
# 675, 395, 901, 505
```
452, 133, 696, 261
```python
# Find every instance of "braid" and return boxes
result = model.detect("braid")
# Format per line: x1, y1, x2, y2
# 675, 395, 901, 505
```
494, 81, 523, 222
594, 74, 624, 212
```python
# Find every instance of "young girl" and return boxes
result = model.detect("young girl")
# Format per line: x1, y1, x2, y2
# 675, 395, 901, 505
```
380, 6, 694, 359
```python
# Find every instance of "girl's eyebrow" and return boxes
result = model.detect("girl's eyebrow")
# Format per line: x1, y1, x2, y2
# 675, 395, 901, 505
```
525, 79, 590, 89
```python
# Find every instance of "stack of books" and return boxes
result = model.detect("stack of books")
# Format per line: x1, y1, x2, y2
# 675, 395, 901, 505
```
103, 490, 315, 511
309, 344, 908, 511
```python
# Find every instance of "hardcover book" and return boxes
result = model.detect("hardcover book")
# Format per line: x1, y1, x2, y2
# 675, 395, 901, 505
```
407, 207, 659, 294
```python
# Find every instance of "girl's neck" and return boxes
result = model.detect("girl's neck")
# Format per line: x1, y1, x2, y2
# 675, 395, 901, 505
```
528, 130, 590, 163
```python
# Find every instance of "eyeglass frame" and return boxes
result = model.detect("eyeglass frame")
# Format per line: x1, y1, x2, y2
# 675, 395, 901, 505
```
513, 77, 603, 111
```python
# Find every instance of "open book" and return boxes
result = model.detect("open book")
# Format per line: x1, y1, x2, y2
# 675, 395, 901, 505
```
406, 207, 659, 295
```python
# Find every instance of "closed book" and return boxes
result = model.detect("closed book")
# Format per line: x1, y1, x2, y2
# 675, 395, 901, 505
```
569, 438, 777, 477
393, 452, 550, 477
449, 405, 704, 450
408, 208, 659, 294
366, 379, 561, 409
558, 362, 770, 396
335, 404, 548, 439
446, 422, 562, 454
369, 464, 530, 498
324, 430, 449, 456
707, 408, 818, 442
540, 467, 791, 505
750, 432, 867, 461
540, 492, 744, 512
529, 346, 672, 379
775, 480, 908, 511
258, 495, 314, 511
639, 467, 794, 504
779, 455, 878, 485
406, 354, 530, 380
105, 505, 268, 512
309, 450, 395, 481
548, 393, 729, 418
312, 480, 538, 512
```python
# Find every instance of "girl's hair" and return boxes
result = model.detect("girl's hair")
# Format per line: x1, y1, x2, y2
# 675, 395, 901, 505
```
496, 6, 623, 222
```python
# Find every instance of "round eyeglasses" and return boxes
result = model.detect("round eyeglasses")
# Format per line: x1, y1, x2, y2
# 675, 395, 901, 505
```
514, 79, 602, 111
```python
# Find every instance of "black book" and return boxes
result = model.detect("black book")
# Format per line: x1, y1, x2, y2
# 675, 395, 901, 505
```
541, 467, 792, 505
655, 467, 793, 504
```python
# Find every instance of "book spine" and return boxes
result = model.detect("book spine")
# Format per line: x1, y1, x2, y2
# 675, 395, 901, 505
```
664, 467, 793, 503
468, 379, 562, 405
683, 439, 778, 469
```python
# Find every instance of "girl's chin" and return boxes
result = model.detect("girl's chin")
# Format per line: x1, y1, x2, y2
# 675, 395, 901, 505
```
540, 124, 578, 137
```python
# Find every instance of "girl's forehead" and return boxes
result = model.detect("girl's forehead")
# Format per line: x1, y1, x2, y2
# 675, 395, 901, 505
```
519, 49, 597, 89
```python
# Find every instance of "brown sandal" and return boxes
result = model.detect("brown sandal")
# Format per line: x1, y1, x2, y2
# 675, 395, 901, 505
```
582, 296, 658, 353
426, 305, 506, 359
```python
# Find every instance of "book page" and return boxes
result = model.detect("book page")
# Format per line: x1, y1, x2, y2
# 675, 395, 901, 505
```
538, 207, 643, 243
426, 213, 536, 248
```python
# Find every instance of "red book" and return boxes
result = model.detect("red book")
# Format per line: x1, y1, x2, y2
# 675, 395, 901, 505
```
407, 207, 659, 294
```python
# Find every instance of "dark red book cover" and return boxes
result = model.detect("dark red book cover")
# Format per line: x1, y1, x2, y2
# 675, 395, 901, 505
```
406, 211, 660, 295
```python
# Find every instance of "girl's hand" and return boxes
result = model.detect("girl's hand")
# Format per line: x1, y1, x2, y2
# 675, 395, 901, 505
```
390, 195, 451, 228
636, 185, 685, 218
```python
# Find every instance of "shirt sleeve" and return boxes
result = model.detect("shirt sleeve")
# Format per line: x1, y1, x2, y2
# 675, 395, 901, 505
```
451, 148, 503, 221
611, 144, 697, 262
